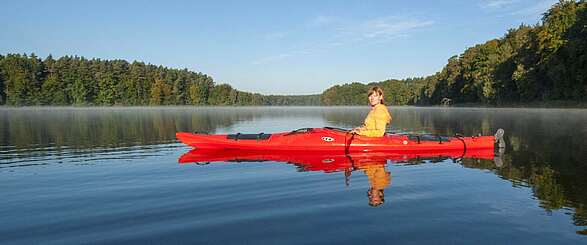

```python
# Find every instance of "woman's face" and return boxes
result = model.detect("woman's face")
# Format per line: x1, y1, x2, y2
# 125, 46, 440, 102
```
368, 92, 383, 106
368, 189, 384, 206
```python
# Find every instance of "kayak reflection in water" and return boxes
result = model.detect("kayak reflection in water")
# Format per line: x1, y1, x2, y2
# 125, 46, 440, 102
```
355, 159, 391, 207
178, 149, 497, 207
350, 86, 392, 137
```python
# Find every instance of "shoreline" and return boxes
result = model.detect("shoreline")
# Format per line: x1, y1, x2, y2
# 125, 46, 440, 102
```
1, 102, 586, 109
447, 100, 587, 109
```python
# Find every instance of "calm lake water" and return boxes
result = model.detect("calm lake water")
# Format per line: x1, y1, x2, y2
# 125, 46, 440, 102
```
1, 106, 586, 244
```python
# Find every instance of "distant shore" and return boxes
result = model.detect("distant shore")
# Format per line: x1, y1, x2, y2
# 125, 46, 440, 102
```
1, 102, 586, 109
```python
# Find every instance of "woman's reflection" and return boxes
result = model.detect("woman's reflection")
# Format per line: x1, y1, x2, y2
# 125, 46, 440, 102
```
355, 159, 391, 207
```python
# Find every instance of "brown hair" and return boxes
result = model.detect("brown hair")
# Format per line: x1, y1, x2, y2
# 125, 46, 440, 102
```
368, 86, 385, 105
368, 188, 385, 207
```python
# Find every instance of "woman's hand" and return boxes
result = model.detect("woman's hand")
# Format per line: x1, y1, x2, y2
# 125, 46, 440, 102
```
350, 127, 361, 134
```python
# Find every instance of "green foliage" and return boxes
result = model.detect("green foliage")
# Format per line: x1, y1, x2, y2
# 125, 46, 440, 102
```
321, 0, 586, 106
379, 79, 426, 105
208, 84, 235, 105
41, 72, 67, 105
263, 94, 321, 105
542, 0, 587, 100
97, 69, 117, 105
0, 54, 320, 106
321, 83, 368, 105
149, 79, 172, 105
0, 54, 43, 105
188, 83, 207, 105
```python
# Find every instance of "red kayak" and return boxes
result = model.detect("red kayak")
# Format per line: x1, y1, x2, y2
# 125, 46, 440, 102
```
176, 127, 503, 153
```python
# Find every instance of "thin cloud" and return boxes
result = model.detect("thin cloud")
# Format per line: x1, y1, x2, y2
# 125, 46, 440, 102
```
253, 15, 434, 65
316, 15, 434, 41
358, 17, 434, 40
252, 49, 311, 65
480, 0, 519, 9
509, 0, 558, 17
264, 32, 288, 40
251, 53, 292, 65
308, 15, 340, 27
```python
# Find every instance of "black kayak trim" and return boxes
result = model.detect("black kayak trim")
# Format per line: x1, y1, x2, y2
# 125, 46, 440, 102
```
227, 133, 272, 141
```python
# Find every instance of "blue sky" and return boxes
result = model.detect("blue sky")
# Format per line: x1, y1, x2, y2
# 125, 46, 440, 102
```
0, 0, 558, 95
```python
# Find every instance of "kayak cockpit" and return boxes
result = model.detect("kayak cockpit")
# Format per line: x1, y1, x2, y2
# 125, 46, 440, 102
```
227, 133, 271, 140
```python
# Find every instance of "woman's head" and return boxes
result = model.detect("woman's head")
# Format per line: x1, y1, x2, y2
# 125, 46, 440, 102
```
367, 188, 385, 207
368, 86, 384, 106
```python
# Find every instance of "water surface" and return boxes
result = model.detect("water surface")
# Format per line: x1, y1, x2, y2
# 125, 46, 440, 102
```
1, 106, 586, 244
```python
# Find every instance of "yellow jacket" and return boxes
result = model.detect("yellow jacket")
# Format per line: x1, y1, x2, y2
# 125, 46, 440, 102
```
361, 164, 391, 190
357, 104, 392, 137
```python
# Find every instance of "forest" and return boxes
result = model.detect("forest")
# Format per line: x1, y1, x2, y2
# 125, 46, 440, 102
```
0, 55, 319, 106
321, 0, 586, 106
0, 0, 584, 107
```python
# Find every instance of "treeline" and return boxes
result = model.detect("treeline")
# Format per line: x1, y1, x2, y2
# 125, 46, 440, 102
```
322, 0, 587, 106
321, 78, 427, 105
0, 54, 320, 106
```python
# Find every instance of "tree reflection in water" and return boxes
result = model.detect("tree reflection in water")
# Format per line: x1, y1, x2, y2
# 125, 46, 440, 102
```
324, 107, 587, 231
1, 107, 585, 232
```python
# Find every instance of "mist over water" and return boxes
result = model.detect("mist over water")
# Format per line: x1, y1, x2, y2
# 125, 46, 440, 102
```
1, 106, 586, 244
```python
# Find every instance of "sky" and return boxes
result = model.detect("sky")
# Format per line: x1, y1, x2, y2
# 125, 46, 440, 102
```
0, 0, 559, 95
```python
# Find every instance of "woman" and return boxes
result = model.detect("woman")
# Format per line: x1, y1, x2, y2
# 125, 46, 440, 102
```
350, 86, 392, 137
356, 158, 391, 207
